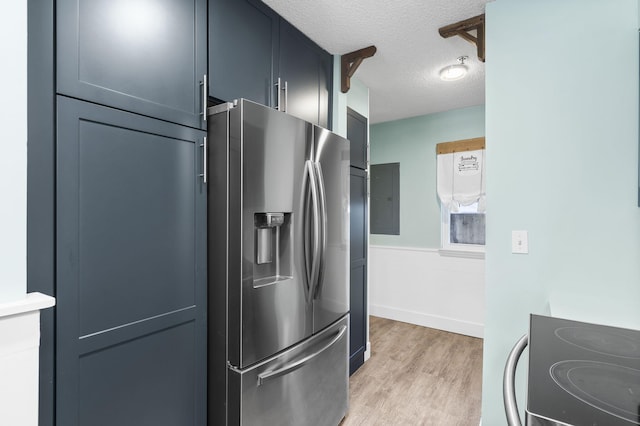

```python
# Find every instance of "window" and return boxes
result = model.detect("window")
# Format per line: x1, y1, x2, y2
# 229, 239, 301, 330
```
436, 137, 485, 258
441, 202, 485, 257
441, 201, 485, 257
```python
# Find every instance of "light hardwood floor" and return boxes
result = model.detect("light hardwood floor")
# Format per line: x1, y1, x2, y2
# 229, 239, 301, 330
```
341, 316, 483, 426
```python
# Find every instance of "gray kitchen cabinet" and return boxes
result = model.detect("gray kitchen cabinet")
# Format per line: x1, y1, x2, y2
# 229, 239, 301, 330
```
57, 0, 208, 130
347, 108, 368, 375
347, 108, 368, 170
209, 0, 279, 107
208, 0, 332, 128
279, 19, 332, 128
56, 96, 207, 426
349, 168, 368, 375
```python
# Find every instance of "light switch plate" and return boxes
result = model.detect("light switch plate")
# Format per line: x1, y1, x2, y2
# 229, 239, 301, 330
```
512, 230, 528, 254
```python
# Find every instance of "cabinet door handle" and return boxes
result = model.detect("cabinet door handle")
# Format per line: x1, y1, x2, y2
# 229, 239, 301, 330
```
199, 136, 207, 183
201, 74, 208, 121
275, 78, 282, 111
283, 80, 288, 113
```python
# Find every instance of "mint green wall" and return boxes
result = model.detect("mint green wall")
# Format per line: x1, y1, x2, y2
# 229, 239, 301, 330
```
369, 106, 485, 248
331, 55, 348, 137
346, 78, 369, 119
331, 56, 369, 136
483, 0, 640, 424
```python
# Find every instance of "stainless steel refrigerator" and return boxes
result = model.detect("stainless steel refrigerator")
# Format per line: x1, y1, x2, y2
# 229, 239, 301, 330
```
207, 99, 350, 425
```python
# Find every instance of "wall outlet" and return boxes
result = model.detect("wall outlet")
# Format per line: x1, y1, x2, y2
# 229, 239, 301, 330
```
512, 230, 528, 254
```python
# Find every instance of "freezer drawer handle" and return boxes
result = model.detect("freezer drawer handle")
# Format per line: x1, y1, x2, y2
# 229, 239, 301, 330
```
257, 325, 347, 386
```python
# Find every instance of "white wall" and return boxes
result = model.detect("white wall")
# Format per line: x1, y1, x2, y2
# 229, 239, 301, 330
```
369, 246, 484, 337
0, 1, 28, 303
483, 0, 640, 424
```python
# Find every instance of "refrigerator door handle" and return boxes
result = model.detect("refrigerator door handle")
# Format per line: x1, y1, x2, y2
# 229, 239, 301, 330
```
304, 161, 321, 303
257, 325, 347, 386
312, 161, 328, 298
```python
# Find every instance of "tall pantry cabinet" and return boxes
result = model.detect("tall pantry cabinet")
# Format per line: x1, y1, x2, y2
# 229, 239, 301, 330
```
31, 1, 208, 425
30, 0, 338, 424
347, 108, 369, 375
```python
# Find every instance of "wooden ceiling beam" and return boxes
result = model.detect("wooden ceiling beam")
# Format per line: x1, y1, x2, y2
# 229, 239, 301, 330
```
439, 14, 485, 62
341, 45, 377, 93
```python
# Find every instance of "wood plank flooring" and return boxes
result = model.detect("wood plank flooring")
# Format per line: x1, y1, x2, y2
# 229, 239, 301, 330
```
341, 316, 483, 426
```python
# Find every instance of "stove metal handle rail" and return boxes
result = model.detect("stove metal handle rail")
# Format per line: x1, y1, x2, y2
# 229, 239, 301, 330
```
503, 334, 529, 426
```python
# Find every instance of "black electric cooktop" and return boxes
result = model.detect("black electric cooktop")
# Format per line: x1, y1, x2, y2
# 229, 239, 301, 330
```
527, 315, 640, 426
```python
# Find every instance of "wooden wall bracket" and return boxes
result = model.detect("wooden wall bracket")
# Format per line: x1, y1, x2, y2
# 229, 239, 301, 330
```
439, 14, 485, 62
341, 45, 377, 93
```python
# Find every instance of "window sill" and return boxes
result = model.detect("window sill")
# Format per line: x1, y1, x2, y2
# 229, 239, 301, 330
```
438, 249, 485, 259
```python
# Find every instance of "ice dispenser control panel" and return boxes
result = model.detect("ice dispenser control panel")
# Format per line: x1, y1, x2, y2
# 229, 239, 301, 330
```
255, 213, 285, 229
253, 212, 292, 288
255, 213, 285, 265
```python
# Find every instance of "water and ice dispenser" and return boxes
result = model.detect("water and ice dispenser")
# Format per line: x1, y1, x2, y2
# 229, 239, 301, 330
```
253, 212, 292, 287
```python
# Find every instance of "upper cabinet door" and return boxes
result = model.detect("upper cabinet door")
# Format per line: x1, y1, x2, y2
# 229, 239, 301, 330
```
347, 108, 368, 170
209, 0, 279, 106
57, 0, 207, 130
279, 20, 332, 128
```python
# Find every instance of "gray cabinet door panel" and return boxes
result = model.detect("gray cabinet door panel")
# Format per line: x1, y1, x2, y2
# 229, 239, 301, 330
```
56, 96, 207, 425
349, 131, 368, 375
57, 0, 207, 129
349, 262, 366, 371
209, 0, 278, 105
347, 108, 367, 170
75, 119, 196, 335
78, 322, 197, 426
349, 169, 367, 374
279, 20, 323, 127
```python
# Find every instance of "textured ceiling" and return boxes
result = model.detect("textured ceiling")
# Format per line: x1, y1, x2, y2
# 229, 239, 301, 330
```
262, 0, 490, 124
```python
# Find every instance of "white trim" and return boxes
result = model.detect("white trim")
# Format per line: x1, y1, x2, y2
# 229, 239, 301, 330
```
0, 293, 53, 426
369, 244, 439, 253
0, 292, 55, 319
370, 303, 484, 338
438, 249, 485, 259
369, 245, 484, 259
364, 341, 371, 362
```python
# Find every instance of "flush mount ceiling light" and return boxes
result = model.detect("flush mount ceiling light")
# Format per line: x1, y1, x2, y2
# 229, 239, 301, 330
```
440, 56, 469, 82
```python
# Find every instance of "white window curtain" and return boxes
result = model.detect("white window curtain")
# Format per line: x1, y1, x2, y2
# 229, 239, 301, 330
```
436, 138, 486, 213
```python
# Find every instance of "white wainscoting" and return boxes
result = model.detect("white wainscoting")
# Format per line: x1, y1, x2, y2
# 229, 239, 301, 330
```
369, 245, 485, 338
0, 293, 55, 426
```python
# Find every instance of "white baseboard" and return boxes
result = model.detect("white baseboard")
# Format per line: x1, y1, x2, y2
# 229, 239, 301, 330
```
363, 341, 371, 362
370, 303, 484, 338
